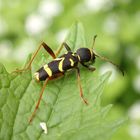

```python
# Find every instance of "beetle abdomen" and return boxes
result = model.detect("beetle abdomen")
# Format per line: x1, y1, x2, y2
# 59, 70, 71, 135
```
37, 67, 49, 81
35, 59, 62, 81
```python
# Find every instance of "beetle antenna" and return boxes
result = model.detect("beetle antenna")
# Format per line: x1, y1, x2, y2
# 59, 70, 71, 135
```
95, 53, 124, 76
91, 35, 97, 49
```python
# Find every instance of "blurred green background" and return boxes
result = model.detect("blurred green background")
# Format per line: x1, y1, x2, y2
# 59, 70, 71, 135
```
0, 0, 140, 139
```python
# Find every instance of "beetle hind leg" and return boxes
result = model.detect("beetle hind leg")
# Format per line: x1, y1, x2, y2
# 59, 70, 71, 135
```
12, 42, 56, 74
29, 78, 50, 123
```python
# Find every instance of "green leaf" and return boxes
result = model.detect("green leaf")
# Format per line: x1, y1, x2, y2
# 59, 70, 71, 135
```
0, 22, 125, 140
65, 21, 86, 51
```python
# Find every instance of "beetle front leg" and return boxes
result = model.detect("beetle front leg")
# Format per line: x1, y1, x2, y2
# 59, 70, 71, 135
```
81, 63, 96, 72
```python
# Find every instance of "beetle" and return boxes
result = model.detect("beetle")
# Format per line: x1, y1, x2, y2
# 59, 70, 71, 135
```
13, 35, 124, 123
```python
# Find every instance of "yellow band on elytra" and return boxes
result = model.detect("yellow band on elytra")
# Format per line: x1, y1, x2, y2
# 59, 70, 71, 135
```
58, 57, 65, 72
69, 58, 74, 66
44, 65, 52, 77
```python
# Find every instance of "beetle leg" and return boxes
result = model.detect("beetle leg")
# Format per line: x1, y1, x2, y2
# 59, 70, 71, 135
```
29, 72, 64, 123
12, 42, 56, 73
76, 67, 88, 105
29, 78, 50, 123
55, 42, 71, 57
81, 63, 96, 72
42, 42, 56, 59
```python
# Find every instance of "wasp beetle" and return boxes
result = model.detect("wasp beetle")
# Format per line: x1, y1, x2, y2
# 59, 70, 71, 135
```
13, 35, 124, 123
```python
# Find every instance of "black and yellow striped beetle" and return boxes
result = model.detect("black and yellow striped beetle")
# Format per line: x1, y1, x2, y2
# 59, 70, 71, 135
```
14, 35, 124, 123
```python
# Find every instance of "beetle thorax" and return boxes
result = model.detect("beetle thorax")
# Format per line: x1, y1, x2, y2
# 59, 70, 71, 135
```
76, 48, 95, 63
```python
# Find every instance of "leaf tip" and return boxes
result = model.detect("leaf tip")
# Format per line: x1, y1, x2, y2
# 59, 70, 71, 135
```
0, 63, 8, 74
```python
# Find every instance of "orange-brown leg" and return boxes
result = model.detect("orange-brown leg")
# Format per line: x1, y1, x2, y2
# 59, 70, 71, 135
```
29, 78, 50, 123
29, 73, 64, 124
12, 42, 56, 73
42, 42, 56, 59
55, 42, 71, 57
76, 67, 88, 105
